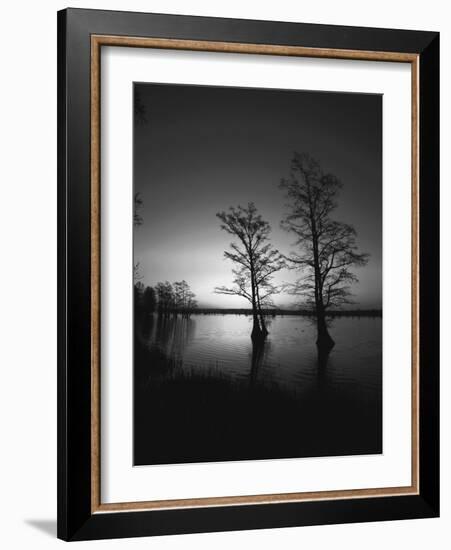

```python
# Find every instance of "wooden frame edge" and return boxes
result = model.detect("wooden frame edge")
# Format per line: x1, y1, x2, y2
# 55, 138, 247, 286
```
90, 34, 420, 514
411, 55, 420, 494
91, 35, 101, 513
91, 35, 418, 62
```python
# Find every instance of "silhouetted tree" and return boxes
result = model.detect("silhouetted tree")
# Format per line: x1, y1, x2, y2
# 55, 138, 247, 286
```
134, 89, 148, 125
173, 280, 190, 312
173, 280, 197, 316
215, 203, 284, 340
133, 261, 143, 283
133, 193, 144, 281
280, 152, 368, 350
185, 289, 197, 314
229, 266, 281, 335
134, 281, 145, 311
134, 192, 143, 227
142, 286, 157, 314
151, 280, 198, 317
155, 281, 174, 315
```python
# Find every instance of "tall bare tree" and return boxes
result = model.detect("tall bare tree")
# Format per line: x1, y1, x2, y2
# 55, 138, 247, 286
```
133, 192, 144, 282
134, 192, 143, 227
173, 280, 197, 316
215, 203, 284, 339
173, 280, 188, 311
280, 152, 368, 350
134, 89, 148, 125
155, 281, 174, 315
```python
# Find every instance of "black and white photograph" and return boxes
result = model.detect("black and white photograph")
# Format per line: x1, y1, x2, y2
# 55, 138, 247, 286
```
133, 82, 383, 466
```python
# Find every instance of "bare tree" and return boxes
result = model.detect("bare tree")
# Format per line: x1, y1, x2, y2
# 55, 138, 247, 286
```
133, 192, 144, 282
134, 89, 148, 125
133, 262, 143, 283
280, 152, 369, 350
215, 203, 284, 340
173, 280, 197, 316
173, 281, 188, 312
134, 192, 143, 227
142, 286, 157, 314
155, 281, 174, 316
185, 289, 197, 315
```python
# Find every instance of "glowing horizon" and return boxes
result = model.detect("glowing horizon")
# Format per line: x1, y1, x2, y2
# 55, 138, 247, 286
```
134, 83, 382, 310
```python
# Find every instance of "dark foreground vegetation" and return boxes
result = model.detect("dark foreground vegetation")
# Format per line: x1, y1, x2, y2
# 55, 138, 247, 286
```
134, 340, 382, 465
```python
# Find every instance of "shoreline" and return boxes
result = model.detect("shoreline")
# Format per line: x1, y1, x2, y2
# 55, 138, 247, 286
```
148, 308, 383, 318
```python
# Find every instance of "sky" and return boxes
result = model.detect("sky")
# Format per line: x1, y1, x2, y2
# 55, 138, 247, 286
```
133, 82, 382, 309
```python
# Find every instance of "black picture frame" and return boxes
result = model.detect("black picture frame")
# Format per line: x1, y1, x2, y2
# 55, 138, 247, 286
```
57, 8, 439, 541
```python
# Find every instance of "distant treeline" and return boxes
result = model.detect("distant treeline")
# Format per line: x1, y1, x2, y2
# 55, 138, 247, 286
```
169, 308, 382, 318
135, 280, 197, 317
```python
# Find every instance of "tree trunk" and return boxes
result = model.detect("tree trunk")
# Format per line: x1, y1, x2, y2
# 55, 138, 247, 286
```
306, 182, 334, 352
250, 263, 262, 341
256, 287, 268, 336
316, 306, 335, 350
251, 314, 262, 341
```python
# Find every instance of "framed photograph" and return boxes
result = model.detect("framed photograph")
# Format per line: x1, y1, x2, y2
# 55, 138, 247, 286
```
57, 8, 439, 541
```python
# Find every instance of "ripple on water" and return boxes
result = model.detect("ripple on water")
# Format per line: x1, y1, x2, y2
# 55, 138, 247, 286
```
144, 314, 382, 402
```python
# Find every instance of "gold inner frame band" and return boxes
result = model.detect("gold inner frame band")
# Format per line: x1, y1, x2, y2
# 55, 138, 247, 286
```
90, 35, 420, 514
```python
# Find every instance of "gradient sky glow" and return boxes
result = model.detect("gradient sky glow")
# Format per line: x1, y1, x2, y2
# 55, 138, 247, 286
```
134, 83, 382, 309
